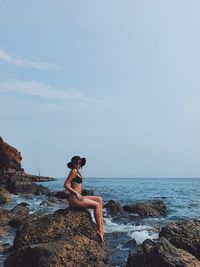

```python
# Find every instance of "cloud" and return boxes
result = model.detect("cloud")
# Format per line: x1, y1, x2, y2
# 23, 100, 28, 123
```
0, 79, 101, 106
0, 48, 57, 70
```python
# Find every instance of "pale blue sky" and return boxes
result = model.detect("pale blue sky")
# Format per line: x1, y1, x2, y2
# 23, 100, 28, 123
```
1, 0, 200, 178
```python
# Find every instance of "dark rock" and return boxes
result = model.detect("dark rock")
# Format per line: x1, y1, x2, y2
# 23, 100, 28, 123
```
0, 203, 29, 227
8, 203, 30, 228
40, 197, 69, 206
0, 187, 11, 204
5, 207, 109, 267
104, 200, 123, 216
126, 237, 200, 267
123, 200, 167, 217
82, 189, 94, 196
121, 239, 137, 249
47, 190, 70, 199
6, 179, 50, 195
159, 220, 200, 260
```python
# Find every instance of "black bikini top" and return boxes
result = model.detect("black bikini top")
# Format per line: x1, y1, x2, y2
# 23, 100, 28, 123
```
71, 171, 83, 184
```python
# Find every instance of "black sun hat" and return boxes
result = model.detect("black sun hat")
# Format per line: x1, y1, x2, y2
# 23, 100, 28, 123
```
67, 156, 86, 169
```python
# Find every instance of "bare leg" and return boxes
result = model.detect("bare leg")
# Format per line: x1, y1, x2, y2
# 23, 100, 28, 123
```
93, 204, 104, 242
68, 195, 104, 242
83, 196, 104, 238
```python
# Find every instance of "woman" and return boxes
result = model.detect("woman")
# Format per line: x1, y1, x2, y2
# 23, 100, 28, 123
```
63, 156, 104, 242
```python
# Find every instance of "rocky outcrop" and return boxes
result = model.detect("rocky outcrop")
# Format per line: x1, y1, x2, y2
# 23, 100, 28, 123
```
0, 187, 11, 204
0, 137, 55, 183
123, 200, 167, 217
0, 175, 51, 195
159, 220, 200, 260
5, 207, 109, 267
126, 237, 200, 267
104, 200, 123, 216
126, 220, 200, 267
0, 137, 22, 172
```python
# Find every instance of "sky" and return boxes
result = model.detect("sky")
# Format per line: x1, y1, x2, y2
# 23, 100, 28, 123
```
1, 0, 200, 178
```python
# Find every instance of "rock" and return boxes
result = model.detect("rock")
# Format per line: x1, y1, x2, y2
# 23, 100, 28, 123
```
5, 207, 109, 267
48, 190, 70, 199
40, 197, 69, 206
13, 207, 102, 249
126, 237, 200, 267
123, 200, 167, 217
8, 203, 30, 228
0, 137, 22, 172
0, 242, 11, 254
0, 136, 55, 183
0, 203, 29, 227
159, 220, 200, 260
5, 237, 109, 267
0, 187, 11, 204
104, 200, 123, 216
82, 189, 94, 196
5, 176, 50, 195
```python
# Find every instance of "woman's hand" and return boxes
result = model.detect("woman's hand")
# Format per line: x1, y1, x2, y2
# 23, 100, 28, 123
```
75, 191, 84, 202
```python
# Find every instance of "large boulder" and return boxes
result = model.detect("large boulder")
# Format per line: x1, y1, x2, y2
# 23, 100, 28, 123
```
159, 220, 200, 260
5, 207, 109, 267
5, 237, 107, 267
123, 200, 167, 217
126, 237, 200, 267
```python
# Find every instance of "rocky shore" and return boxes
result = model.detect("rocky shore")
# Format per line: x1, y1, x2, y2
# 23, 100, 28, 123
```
126, 220, 200, 267
0, 137, 200, 266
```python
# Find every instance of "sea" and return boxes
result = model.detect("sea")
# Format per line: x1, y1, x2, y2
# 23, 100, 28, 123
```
1, 177, 200, 267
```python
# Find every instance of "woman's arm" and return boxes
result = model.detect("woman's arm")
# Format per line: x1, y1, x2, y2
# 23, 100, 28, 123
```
63, 169, 78, 194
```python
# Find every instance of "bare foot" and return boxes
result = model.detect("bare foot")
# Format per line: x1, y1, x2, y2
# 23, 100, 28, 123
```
97, 230, 104, 242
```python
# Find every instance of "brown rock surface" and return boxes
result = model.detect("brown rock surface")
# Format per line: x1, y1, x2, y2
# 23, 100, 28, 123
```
126, 237, 200, 267
0, 137, 22, 172
0, 187, 11, 204
123, 200, 167, 217
0, 203, 29, 227
5, 207, 109, 267
159, 220, 200, 260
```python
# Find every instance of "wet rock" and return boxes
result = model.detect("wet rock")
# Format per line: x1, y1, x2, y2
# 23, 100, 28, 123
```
5, 207, 109, 267
0, 203, 29, 227
159, 220, 200, 260
126, 237, 200, 267
82, 189, 94, 196
0, 187, 11, 204
8, 203, 30, 228
121, 239, 137, 249
123, 200, 167, 217
104, 200, 123, 216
